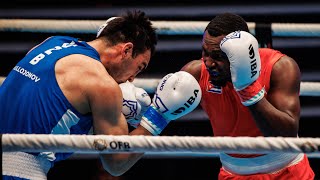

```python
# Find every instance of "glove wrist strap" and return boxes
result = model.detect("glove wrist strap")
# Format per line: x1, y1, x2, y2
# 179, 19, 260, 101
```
140, 105, 168, 135
237, 80, 265, 106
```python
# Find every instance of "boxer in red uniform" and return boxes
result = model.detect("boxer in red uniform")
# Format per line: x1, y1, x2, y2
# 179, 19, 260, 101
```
181, 13, 315, 179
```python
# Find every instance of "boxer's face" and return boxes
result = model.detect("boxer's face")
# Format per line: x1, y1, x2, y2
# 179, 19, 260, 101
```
116, 49, 151, 84
105, 43, 151, 84
202, 30, 231, 87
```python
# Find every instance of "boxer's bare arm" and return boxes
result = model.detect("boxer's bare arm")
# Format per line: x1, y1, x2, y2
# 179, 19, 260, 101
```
56, 55, 150, 176
248, 56, 301, 137
180, 59, 202, 81
90, 78, 149, 176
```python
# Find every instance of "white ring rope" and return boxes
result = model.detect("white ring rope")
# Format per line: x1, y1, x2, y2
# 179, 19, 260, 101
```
0, 76, 319, 96
133, 79, 320, 96
1, 19, 320, 37
2, 134, 320, 154
299, 82, 320, 96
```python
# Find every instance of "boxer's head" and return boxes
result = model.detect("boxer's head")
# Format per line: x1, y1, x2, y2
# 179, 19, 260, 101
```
201, 13, 250, 87
96, 10, 158, 83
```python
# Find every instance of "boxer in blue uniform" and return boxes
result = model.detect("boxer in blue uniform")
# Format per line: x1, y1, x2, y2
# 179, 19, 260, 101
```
0, 10, 202, 179
1, 36, 99, 179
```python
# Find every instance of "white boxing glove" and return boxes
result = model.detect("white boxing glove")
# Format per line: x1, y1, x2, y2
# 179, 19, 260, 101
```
119, 81, 151, 128
140, 71, 202, 135
220, 31, 265, 106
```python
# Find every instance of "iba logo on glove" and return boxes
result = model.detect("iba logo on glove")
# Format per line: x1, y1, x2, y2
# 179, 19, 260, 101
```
248, 44, 258, 78
171, 89, 200, 115
153, 89, 200, 116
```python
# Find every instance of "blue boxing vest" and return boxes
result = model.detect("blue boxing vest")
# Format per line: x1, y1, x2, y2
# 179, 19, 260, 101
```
0, 36, 100, 163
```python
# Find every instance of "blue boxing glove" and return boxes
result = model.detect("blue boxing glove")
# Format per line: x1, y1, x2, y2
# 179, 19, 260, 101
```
220, 31, 265, 106
140, 71, 202, 135
119, 81, 151, 128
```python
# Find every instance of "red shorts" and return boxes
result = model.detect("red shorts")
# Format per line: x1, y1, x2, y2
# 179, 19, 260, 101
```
218, 155, 315, 180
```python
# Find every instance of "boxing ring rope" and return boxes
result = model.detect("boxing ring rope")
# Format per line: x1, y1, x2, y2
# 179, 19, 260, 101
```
2, 134, 320, 154
0, 76, 319, 96
132, 79, 320, 96
0, 19, 320, 36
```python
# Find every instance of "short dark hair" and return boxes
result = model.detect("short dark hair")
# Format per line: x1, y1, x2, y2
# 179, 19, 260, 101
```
97, 10, 158, 57
205, 13, 249, 37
